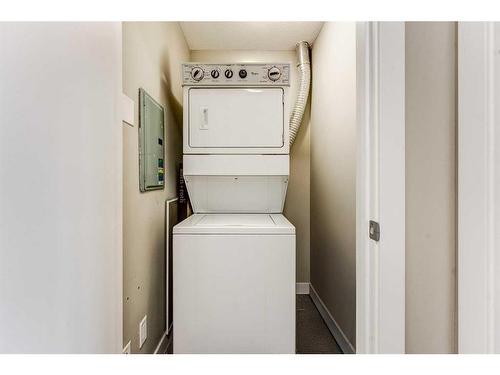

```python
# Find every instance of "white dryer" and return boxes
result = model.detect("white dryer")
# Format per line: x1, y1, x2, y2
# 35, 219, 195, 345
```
173, 63, 295, 353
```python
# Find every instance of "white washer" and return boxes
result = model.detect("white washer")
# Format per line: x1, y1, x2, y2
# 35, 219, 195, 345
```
173, 214, 295, 354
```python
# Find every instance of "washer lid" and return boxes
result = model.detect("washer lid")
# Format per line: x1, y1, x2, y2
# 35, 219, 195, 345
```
173, 214, 295, 235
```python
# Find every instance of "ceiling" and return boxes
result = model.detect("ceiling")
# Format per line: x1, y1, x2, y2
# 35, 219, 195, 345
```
180, 22, 323, 51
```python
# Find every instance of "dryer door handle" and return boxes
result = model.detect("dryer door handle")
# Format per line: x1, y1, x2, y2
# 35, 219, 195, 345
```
200, 107, 209, 130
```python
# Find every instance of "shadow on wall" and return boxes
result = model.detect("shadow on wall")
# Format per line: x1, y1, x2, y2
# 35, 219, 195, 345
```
283, 96, 311, 283
160, 57, 183, 129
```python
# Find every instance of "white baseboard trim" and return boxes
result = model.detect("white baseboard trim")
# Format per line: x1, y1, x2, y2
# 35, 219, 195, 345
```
309, 284, 355, 354
296, 282, 310, 295
153, 331, 170, 354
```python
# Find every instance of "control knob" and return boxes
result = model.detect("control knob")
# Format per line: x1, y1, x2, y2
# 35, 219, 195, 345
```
211, 69, 220, 79
268, 66, 281, 81
224, 69, 234, 79
191, 67, 204, 81
239, 69, 247, 79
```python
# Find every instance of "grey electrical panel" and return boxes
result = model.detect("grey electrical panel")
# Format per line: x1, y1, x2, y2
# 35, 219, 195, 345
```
139, 88, 165, 192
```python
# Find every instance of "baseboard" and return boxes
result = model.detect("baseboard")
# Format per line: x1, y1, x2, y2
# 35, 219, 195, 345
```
153, 331, 170, 354
296, 282, 310, 295
309, 284, 355, 354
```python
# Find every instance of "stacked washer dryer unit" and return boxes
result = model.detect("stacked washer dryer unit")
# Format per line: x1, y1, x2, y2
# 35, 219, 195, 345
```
173, 63, 295, 354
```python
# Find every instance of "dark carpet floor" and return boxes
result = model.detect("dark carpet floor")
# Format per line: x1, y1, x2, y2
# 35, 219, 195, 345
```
166, 294, 343, 354
296, 294, 342, 354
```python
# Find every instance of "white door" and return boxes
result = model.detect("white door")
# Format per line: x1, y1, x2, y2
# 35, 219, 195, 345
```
356, 22, 406, 354
458, 22, 500, 353
188, 88, 284, 148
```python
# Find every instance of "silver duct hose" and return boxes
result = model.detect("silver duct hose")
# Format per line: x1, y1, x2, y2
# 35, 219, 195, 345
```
289, 41, 311, 146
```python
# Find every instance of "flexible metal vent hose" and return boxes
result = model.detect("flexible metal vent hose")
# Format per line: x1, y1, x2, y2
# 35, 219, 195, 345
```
289, 41, 311, 146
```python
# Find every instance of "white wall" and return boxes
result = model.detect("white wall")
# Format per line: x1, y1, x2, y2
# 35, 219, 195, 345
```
310, 22, 357, 347
190, 50, 311, 283
0, 23, 122, 353
405, 22, 457, 353
122, 22, 189, 353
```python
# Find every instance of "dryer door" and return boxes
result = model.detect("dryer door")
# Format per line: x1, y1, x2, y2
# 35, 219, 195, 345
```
188, 87, 284, 149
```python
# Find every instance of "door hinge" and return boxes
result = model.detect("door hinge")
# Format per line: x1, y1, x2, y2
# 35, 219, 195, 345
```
369, 220, 380, 241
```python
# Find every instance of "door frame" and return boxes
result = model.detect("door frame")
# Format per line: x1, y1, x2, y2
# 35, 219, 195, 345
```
356, 21, 406, 354
458, 22, 500, 353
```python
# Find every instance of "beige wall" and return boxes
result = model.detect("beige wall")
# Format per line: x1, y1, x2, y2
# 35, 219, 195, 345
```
190, 50, 311, 283
122, 22, 189, 353
310, 22, 357, 346
405, 22, 457, 354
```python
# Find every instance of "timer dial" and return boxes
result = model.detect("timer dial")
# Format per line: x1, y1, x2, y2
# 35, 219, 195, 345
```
268, 66, 281, 81
191, 67, 204, 81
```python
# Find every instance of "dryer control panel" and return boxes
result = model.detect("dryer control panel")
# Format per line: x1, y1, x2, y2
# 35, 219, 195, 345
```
182, 63, 290, 86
